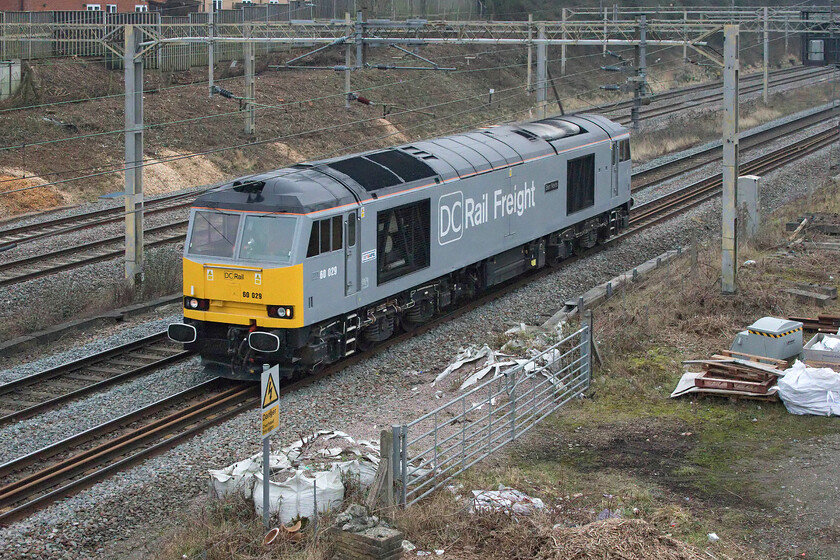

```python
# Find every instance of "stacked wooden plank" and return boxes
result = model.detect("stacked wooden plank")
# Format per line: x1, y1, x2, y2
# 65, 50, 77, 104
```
790, 313, 840, 334
682, 350, 786, 401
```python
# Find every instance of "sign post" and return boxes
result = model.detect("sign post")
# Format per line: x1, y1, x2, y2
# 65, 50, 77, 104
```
260, 365, 280, 528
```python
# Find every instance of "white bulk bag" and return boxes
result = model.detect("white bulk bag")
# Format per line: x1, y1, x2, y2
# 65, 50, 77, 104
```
253, 469, 344, 523
778, 360, 840, 416
331, 459, 379, 486
208, 452, 291, 499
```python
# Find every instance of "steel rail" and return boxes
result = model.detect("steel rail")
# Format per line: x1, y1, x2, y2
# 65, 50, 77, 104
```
614, 68, 833, 126
0, 380, 256, 525
585, 65, 828, 116
0, 379, 224, 481
0, 221, 187, 287
0, 333, 193, 426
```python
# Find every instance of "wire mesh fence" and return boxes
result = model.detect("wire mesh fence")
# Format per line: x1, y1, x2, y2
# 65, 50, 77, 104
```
392, 322, 591, 507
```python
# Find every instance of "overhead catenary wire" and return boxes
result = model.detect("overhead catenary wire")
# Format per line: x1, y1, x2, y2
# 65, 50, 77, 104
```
0, 79, 608, 241
0, 70, 616, 199
0, 42, 816, 192
1, 34, 809, 189
0, 46, 628, 185
0, 46, 668, 154
0, 43, 539, 114
0, 51, 797, 192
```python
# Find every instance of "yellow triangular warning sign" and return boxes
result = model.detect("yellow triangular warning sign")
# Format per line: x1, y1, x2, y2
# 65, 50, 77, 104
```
262, 374, 279, 408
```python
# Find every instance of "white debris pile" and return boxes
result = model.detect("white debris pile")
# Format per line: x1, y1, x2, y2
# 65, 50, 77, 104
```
470, 485, 545, 515
778, 360, 840, 416
810, 335, 840, 353
208, 430, 380, 523
433, 339, 566, 393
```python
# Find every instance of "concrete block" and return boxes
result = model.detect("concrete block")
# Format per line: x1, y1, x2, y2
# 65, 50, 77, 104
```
792, 283, 837, 298
331, 526, 404, 560
784, 289, 832, 308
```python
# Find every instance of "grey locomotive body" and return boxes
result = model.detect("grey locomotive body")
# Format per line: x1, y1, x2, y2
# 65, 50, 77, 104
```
170, 114, 632, 379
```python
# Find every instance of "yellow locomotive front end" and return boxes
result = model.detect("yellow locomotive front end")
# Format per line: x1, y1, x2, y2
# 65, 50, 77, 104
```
169, 208, 307, 379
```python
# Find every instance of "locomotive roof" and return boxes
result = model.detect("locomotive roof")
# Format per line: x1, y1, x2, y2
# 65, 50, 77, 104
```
193, 114, 627, 215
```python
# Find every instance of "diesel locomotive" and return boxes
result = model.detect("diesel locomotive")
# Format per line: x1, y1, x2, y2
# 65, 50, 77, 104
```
168, 114, 632, 379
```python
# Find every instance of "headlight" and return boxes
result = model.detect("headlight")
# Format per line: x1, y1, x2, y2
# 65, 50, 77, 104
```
267, 305, 293, 319
183, 297, 209, 311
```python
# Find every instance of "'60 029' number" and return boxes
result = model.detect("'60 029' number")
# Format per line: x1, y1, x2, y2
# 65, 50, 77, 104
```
319, 266, 338, 280
242, 291, 262, 299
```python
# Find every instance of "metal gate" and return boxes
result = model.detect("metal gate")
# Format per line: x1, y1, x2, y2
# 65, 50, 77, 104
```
393, 323, 591, 506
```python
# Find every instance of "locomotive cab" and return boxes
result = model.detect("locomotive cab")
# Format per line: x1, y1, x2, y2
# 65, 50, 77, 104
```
168, 207, 307, 378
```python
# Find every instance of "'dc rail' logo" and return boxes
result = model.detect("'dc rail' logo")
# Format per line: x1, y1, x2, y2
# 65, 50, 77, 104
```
438, 191, 463, 245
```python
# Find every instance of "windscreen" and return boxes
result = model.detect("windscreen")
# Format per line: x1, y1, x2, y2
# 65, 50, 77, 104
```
238, 215, 297, 263
187, 211, 240, 258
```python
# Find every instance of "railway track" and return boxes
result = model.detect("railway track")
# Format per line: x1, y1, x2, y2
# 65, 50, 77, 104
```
0, 67, 826, 253
0, 379, 255, 525
1, 103, 829, 290
0, 190, 195, 251
586, 64, 827, 116
0, 221, 187, 287
0, 332, 192, 426
0, 120, 835, 524
0, 67, 828, 289
627, 126, 837, 233
631, 105, 838, 192
610, 66, 833, 126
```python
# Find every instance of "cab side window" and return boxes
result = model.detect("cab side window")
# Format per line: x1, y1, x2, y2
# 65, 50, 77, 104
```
306, 216, 343, 258
619, 139, 631, 162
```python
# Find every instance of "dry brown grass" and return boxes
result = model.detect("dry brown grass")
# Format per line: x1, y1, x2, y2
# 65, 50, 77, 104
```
631, 82, 836, 164
159, 494, 333, 560
0, 170, 67, 218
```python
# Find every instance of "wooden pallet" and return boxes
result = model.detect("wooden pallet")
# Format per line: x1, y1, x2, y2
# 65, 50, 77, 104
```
683, 349, 784, 398
713, 350, 787, 368
695, 372, 776, 394
802, 360, 840, 372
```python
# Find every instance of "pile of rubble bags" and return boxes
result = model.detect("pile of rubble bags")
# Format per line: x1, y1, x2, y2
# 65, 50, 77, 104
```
208, 430, 380, 523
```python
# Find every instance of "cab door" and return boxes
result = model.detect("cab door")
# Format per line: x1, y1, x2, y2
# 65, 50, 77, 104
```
345, 210, 360, 296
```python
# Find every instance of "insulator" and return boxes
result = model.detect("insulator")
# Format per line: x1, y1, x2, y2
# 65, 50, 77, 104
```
212, 86, 236, 99
356, 95, 372, 105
